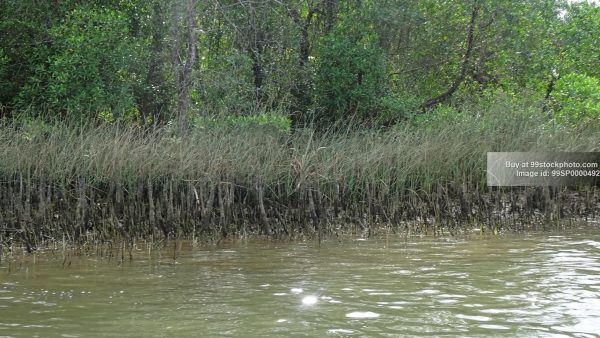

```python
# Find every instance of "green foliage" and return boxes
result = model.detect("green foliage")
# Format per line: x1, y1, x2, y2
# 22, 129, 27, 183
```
412, 88, 548, 134
486, 0, 562, 91
559, 4, 600, 78
377, 93, 420, 124
315, 21, 386, 124
551, 73, 600, 124
15, 6, 145, 120
0, 48, 9, 108
0, 1, 70, 110
194, 51, 256, 115
0, 0, 599, 131
98, 106, 145, 125
410, 0, 471, 94
16, 117, 54, 142
411, 105, 466, 130
190, 112, 291, 133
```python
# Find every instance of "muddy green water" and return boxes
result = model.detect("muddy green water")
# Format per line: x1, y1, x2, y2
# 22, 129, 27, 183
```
2, 229, 600, 337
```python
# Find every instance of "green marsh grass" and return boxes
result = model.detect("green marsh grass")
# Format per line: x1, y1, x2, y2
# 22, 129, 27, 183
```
1, 99, 599, 249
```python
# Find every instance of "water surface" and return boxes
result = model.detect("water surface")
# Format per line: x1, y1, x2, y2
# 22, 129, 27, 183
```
2, 229, 600, 337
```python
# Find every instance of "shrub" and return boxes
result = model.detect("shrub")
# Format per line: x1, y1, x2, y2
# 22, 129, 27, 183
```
411, 105, 466, 130
0, 48, 9, 107
551, 73, 600, 124
315, 25, 386, 124
15, 6, 145, 120
377, 93, 421, 125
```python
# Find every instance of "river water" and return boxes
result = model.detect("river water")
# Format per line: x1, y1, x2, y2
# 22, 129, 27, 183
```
1, 228, 600, 337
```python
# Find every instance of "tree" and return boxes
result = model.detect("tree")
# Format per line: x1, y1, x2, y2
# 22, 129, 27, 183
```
15, 5, 145, 120
314, 4, 386, 125
421, 4, 480, 110
172, 0, 199, 133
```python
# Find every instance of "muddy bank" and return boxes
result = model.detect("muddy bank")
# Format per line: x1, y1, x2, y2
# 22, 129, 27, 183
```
1, 177, 598, 251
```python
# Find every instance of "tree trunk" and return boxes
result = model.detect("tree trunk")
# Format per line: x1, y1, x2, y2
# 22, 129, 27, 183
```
176, 0, 198, 134
323, 0, 338, 34
289, 4, 318, 127
248, 30, 265, 105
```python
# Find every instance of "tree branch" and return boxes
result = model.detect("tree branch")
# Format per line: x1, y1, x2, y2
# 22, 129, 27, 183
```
420, 5, 480, 111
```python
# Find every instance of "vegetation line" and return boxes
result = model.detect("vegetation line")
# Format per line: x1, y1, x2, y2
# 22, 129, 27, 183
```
1, 100, 598, 250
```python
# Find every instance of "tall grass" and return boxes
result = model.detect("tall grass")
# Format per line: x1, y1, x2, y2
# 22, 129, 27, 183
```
1, 97, 599, 249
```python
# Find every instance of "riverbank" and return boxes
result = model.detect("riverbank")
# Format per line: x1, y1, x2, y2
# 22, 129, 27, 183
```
1, 104, 599, 250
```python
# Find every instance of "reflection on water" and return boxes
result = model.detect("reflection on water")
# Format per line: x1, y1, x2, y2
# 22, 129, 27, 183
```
1, 229, 600, 337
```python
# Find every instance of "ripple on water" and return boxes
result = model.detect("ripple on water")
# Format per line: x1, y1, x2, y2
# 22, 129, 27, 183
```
328, 328, 354, 335
455, 314, 492, 322
346, 311, 380, 319
301, 295, 318, 305
414, 289, 440, 295
31, 301, 57, 307
478, 324, 511, 330
479, 308, 539, 316
390, 270, 412, 275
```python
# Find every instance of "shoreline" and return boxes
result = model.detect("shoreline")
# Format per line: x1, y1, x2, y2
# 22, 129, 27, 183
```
1, 185, 599, 252
2, 221, 600, 263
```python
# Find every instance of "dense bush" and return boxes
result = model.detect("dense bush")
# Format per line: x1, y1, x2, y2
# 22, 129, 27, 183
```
551, 73, 600, 124
377, 93, 421, 125
315, 24, 386, 124
15, 6, 145, 120
0, 48, 9, 110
